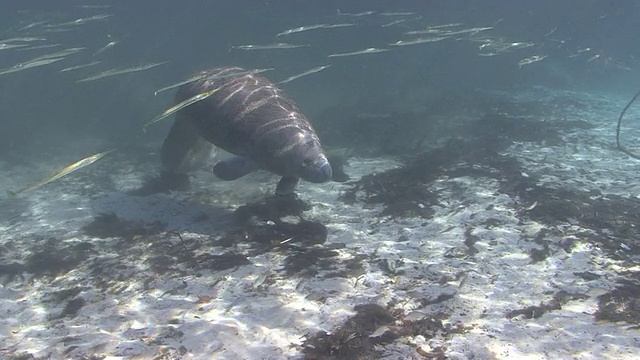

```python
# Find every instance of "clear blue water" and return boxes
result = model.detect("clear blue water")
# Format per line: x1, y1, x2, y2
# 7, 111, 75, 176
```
1, 1, 638, 161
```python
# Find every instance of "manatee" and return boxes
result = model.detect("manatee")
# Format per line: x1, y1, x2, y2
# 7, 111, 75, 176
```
160, 67, 332, 196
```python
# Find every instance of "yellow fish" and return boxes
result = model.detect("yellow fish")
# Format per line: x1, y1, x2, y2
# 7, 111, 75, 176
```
8, 149, 115, 195
143, 88, 219, 130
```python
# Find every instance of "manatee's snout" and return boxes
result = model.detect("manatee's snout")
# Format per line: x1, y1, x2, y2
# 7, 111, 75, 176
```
318, 161, 333, 182
305, 160, 332, 183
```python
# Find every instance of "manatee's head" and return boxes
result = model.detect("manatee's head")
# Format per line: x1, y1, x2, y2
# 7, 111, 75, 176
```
273, 131, 332, 184
299, 147, 332, 183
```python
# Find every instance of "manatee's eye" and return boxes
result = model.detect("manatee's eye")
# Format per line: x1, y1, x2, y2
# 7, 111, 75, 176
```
303, 158, 314, 167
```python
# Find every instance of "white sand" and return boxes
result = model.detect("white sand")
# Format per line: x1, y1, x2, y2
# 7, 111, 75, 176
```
1, 88, 639, 359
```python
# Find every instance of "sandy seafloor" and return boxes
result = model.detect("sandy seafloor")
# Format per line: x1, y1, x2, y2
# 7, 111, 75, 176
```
1, 87, 640, 360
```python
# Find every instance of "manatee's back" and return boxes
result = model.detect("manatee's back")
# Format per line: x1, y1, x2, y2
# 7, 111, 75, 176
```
176, 67, 321, 166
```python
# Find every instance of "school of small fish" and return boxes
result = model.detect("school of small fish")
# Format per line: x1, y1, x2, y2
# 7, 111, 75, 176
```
0, 5, 629, 192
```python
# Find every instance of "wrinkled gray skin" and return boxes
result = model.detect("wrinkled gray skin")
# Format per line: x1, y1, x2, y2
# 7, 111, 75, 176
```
161, 67, 332, 196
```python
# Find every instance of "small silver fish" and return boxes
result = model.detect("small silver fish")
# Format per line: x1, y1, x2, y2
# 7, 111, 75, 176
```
381, 19, 408, 27
200, 68, 274, 81
322, 23, 355, 29
524, 201, 538, 211
476, 40, 505, 52
518, 55, 548, 68
404, 311, 426, 322
49, 14, 114, 27
77, 4, 112, 9
93, 40, 119, 56
408, 26, 492, 37
328, 47, 388, 57
30, 47, 85, 62
336, 10, 375, 17
17, 44, 61, 51
369, 326, 391, 338
389, 36, 451, 46
59, 60, 103, 73
76, 61, 168, 82
586, 54, 600, 63
0, 43, 29, 51
278, 64, 331, 84
501, 41, 535, 51
405, 28, 442, 35
17, 20, 51, 31
380, 12, 417, 16
232, 43, 310, 50
469, 36, 498, 45
277, 24, 328, 36
427, 22, 464, 30
442, 26, 493, 36
8, 149, 115, 195
154, 74, 209, 96
1, 37, 46, 42
154, 68, 274, 96
0, 57, 65, 76
42, 28, 75, 33
144, 88, 220, 129
574, 47, 591, 55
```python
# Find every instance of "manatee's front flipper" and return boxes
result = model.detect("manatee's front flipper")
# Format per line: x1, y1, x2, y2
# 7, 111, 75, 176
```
275, 176, 300, 197
327, 155, 350, 182
213, 156, 259, 181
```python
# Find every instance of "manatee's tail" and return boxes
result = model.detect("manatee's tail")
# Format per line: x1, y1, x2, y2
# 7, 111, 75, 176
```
131, 107, 217, 196
161, 112, 217, 174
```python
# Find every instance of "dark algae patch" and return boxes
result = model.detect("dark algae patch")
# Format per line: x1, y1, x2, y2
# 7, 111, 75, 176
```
0, 262, 27, 285
17, 237, 95, 280
596, 272, 640, 327
219, 196, 363, 278
128, 170, 192, 196
339, 110, 575, 219
234, 195, 310, 223
506, 291, 588, 319
333, 106, 640, 336
340, 109, 640, 262
53, 297, 86, 320
194, 252, 250, 271
302, 304, 396, 360
82, 212, 165, 240
283, 247, 341, 277
339, 144, 453, 218
302, 304, 459, 359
